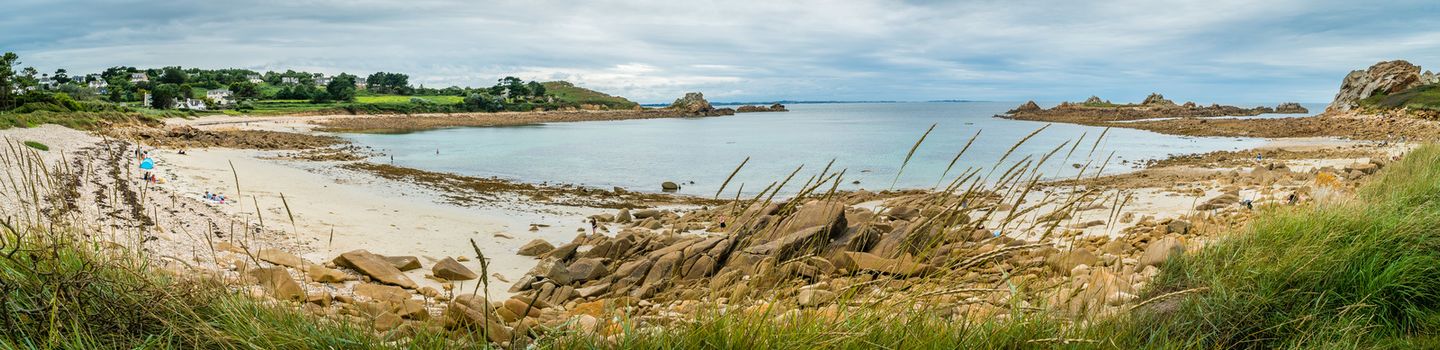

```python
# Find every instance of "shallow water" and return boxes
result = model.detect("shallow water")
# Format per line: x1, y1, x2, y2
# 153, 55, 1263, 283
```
342, 102, 1291, 197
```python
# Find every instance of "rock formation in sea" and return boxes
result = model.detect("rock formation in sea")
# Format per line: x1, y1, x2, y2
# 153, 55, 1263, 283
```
668, 92, 736, 116
1274, 102, 1308, 114
1007, 100, 1042, 114
735, 103, 789, 113
1141, 93, 1176, 107
1327, 60, 1424, 113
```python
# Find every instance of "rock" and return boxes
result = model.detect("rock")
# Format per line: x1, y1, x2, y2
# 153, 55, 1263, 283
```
632, 209, 661, 219
334, 250, 417, 289
844, 251, 933, 277
797, 289, 836, 307
257, 248, 308, 268
1046, 249, 1099, 274
504, 298, 544, 319
575, 283, 611, 298
249, 267, 304, 301
393, 299, 430, 320
1274, 102, 1308, 114
571, 314, 599, 333
614, 209, 632, 223
306, 291, 332, 307
1140, 237, 1185, 267
667, 92, 734, 116
661, 181, 680, 191
355, 283, 411, 303
433, 257, 478, 281
1007, 100, 1042, 114
442, 295, 513, 344
1328, 60, 1424, 112
518, 239, 556, 256
566, 258, 609, 282
1165, 220, 1191, 235
1141, 93, 1175, 107
384, 256, 422, 271
307, 265, 351, 283
373, 311, 403, 332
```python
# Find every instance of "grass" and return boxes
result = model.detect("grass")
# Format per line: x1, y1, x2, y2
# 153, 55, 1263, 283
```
1122, 144, 1440, 348
1360, 83, 1440, 112
0, 110, 168, 130
22, 140, 47, 151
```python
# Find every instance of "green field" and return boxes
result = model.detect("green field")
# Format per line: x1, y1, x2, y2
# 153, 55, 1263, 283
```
543, 81, 639, 109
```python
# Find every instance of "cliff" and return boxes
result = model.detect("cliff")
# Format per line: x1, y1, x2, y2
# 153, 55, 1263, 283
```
1327, 60, 1439, 115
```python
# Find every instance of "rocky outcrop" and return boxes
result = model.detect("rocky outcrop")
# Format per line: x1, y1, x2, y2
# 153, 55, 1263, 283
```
1274, 102, 1308, 114
735, 103, 788, 113
668, 92, 736, 116
1141, 93, 1175, 107
1327, 60, 1423, 113
1007, 100, 1042, 114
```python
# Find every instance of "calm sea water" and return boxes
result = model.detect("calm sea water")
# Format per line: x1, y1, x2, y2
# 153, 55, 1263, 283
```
341, 102, 1322, 197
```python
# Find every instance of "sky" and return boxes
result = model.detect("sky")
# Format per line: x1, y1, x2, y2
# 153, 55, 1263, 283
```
3, 0, 1438, 104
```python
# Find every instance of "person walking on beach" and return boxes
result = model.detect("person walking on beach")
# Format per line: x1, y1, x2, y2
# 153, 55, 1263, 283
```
589, 218, 598, 235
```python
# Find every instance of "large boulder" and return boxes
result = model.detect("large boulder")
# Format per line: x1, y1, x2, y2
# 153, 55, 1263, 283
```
518, 239, 556, 256
1140, 237, 1185, 267
1327, 60, 1423, 112
250, 267, 304, 301
1141, 93, 1176, 107
433, 257, 478, 281
333, 250, 417, 289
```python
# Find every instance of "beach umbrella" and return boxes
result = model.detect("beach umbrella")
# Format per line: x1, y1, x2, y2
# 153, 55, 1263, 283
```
139, 158, 155, 170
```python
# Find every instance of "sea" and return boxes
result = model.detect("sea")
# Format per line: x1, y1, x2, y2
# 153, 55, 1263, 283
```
340, 101, 1325, 197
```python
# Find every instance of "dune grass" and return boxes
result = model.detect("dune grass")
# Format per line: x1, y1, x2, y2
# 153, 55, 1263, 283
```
1123, 144, 1440, 348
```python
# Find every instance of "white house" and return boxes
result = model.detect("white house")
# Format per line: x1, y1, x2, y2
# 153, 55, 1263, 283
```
281, 77, 299, 84
247, 74, 263, 83
130, 73, 148, 83
206, 89, 233, 106
314, 76, 332, 86
87, 79, 108, 89
37, 75, 55, 90
355, 76, 367, 89
180, 98, 207, 110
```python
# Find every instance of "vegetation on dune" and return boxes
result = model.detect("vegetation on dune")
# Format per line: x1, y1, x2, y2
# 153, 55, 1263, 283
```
1360, 83, 1440, 112
1125, 144, 1440, 348
542, 81, 640, 110
22, 140, 47, 151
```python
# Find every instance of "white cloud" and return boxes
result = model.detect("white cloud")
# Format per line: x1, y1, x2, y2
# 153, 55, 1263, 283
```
2, 0, 1437, 103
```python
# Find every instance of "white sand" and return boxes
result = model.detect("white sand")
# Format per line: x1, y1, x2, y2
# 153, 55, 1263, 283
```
154, 147, 613, 296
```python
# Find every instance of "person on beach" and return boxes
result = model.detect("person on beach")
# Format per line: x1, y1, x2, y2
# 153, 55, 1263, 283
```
590, 218, 598, 235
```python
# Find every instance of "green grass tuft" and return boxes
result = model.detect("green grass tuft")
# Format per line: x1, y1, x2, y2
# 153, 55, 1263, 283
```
22, 141, 48, 151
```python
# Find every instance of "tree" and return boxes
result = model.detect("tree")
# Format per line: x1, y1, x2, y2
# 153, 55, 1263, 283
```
179, 83, 194, 99
18, 67, 39, 90
53, 69, 70, 85
365, 72, 410, 95
527, 81, 546, 97
228, 81, 259, 99
325, 73, 357, 102
463, 93, 501, 112
151, 84, 180, 109
159, 66, 187, 84
0, 52, 18, 110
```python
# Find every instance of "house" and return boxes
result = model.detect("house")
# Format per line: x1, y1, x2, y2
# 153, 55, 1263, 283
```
206, 89, 233, 106
89, 79, 110, 95
37, 75, 55, 90
247, 74, 262, 83
130, 73, 148, 83
355, 76, 367, 89
179, 98, 207, 111
281, 77, 299, 84
314, 76, 332, 86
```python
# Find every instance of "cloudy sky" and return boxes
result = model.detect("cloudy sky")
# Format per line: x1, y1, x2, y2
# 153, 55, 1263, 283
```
3, 0, 1437, 104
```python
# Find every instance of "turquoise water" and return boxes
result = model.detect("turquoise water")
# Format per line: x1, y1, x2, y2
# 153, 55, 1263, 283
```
342, 102, 1286, 197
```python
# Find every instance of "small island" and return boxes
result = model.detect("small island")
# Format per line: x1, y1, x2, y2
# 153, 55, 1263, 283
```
735, 103, 788, 113
1002, 93, 1308, 124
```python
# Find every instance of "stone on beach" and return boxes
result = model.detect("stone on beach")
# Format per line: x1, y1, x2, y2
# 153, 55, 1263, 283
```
433, 257, 478, 281
257, 248, 309, 268
250, 267, 304, 301
518, 239, 556, 256
334, 249, 418, 289
384, 255, 423, 271
1140, 237, 1186, 267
